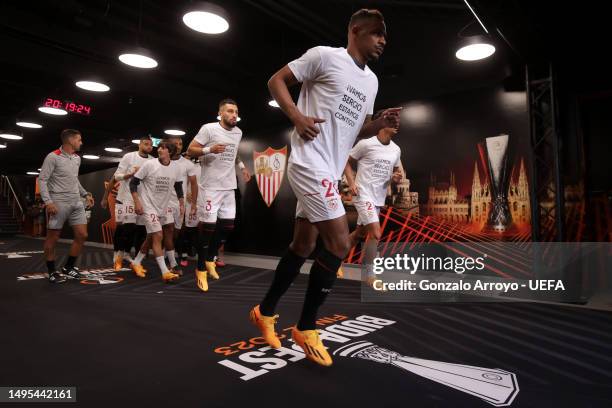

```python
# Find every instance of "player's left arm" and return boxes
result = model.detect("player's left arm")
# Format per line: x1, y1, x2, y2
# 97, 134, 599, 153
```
174, 181, 185, 216
78, 178, 94, 208
356, 108, 402, 139
391, 166, 403, 184
100, 175, 115, 209
187, 175, 198, 213
235, 154, 251, 182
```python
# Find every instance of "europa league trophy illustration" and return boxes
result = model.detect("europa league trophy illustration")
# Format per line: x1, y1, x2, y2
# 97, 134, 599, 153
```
334, 341, 519, 406
485, 134, 513, 232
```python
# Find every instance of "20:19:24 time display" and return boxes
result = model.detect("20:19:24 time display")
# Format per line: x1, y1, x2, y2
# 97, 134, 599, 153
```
44, 98, 91, 115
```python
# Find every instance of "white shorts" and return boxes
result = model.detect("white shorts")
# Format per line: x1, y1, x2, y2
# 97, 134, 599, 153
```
354, 199, 381, 226
198, 188, 236, 223
136, 214, 146, 226
166, 204, 183, 229
161, 206, 175, 227
143, 212, 163, 234
114, 202, 125, 224
184, 200, 199, 228
122, 202, 139, 224
287, 162, 345, 223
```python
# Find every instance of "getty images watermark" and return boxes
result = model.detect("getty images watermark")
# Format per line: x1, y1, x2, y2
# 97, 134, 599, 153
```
369, 253, 565, 293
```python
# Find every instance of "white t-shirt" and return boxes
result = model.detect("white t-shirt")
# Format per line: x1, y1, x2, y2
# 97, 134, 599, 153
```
288, 46, 378, 179
194, 122, 243, 190
133, 159, 182, 216
350, 136, 401, 206
115, 151, 153, 204
168, 156, 198, 208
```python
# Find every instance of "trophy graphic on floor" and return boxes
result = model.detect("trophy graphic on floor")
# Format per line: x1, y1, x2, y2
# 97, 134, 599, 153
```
334, 340, 519, 406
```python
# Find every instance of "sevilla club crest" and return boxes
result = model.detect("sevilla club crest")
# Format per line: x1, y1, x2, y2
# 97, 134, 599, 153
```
254, 146, 287, 207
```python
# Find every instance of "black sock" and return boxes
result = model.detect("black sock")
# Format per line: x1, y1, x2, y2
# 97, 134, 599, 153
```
197, 223, 216, 270
187, 227, 198, 256
65, 256, 77, 269
297, 248, 341, 331
260, 249, 306, 316
207, 219, 234, 261
133, 225, 147, 254
174, 229, 184, 259
113, 224, 123, 251
121, 223, 136, 254
46, 260, 55, 273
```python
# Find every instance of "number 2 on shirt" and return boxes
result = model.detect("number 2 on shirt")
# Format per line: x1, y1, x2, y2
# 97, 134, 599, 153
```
321, 179, 338, 198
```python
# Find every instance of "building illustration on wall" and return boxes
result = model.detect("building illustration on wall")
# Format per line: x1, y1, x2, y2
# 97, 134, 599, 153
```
340, 162, 419, 215
420, 158, 531, 231
388, 164, 419, 215
421, 171, 470, 223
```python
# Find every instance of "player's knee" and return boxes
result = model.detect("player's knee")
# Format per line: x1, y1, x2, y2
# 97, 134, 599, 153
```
43, 239, 55, 250
326, 240, 350, 259
290, 241, 316, 258
369, 230, 381, 242
75, 230, 88, 242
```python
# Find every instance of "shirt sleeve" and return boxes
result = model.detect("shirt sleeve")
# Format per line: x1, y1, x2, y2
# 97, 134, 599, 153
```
288, 46, 324, 83
187, 162, 198, 177
194, 125, 211, 147
114, 153, 131, 180
349, 140, 366, 161
37, 153, 55, 204
133, 160, 150, 180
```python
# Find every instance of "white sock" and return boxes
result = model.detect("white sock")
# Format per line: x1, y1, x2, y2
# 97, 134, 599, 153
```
133, 251, 145, 265
166, 250, 178, 268
156, 256, 169, 275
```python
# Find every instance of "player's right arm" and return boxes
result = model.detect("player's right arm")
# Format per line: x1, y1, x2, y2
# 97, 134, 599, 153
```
188, 125, 225, 157
343, 157, 359, 196
268, 65, 325, 141
269, 47, 328, 141
38, 153, 58, 215
114, 154, 139, 181
129, 161, 149, 215
100, 175, 115, 209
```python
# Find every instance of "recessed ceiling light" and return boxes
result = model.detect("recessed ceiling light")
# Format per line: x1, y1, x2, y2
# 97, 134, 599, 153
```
164, 129, 185, 136
455, 35, 495, 61
456, 43, 495, 61
76, 81, 110, 92
83, 154, 100, 160
38, 106, 68, 115
16, 121, 42, 128
38, 168, 41, 171
268, 100, 280, 108
0, 133, 23, 140
183, 4, 229, 34
104, 147, 123, 153
27, 171, 39, 175
119, 52, 158, 69
132, 139, 141, 144
0, 144, 7, 149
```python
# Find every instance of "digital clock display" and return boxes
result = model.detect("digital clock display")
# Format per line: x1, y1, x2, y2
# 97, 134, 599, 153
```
43, 98, 92, 115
